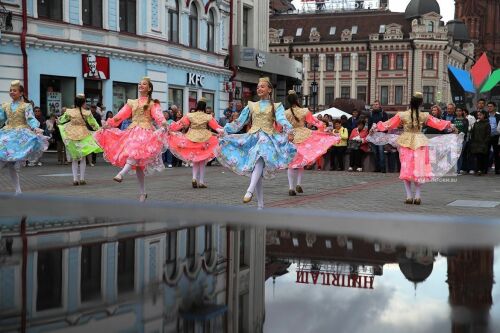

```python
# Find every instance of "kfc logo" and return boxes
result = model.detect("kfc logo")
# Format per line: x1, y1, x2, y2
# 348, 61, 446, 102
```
82, 54, 109, 80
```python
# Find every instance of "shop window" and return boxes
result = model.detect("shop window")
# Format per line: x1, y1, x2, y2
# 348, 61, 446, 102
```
40, 75, 76, 117
84, 80, 102, 107
357, 86, 367, 103
202, 92, 214, 111
37, 249, 63, 311
117, 239, 135, 293
80, 243, 102, 302
168, 88, 183, 112
207, 9, 215, 52
189, 91, 197, 112
168, 0, 179, 43
119, 0, 136, 34
82, 0, 102, 28
380, 86, 389, 105
189, 3, 198, 48
113, 82, 137, 113
37, 0, 63, 21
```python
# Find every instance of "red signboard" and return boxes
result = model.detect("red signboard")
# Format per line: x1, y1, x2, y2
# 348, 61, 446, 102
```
82, 54, 109, 80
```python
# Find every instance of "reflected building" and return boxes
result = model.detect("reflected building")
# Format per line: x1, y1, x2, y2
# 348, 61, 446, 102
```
0, 218, 266, 333
447, 249, 494, 333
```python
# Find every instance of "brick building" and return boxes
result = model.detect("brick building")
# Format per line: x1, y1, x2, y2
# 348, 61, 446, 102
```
269, 0, 475, 111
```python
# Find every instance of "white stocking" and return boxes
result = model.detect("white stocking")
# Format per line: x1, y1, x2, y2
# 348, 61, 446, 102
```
8, 163, 21, 194
136, 167, 146, 195
199, 160, 206, 184
256, 175, 264, 209
71, 160, 79, 181
287, 168, 296, 190
403, 180, 412, 199
79, 157, 86, 181
414, 182, 422, 199
192, 162, 200, 181
246, 158, 264, 194
297, 168, 304, 186
118, 159, 135, 178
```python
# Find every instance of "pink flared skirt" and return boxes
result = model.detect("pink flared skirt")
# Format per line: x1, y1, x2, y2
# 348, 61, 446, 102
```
289, 131, 340, 169
94, 126, 167, 172
167, 132, 219, 163
399, 146, 432, 183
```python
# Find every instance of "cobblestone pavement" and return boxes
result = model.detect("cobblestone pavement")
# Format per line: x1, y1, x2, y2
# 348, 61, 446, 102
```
1, 155, 499, 217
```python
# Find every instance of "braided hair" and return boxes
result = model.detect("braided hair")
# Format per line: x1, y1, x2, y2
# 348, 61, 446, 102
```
286, 91, 301, 123
143, 80, 153, 112
410, 95, 423, 130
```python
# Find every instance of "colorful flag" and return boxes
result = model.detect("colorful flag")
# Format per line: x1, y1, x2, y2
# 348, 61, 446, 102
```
470, 53, 492, 88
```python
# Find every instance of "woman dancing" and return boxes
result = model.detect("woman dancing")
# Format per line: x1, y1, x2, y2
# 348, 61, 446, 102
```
0, 80, 48, 194
58, 94, 102, 185
370, 92, 460, 204
216, 77, 296, 209
95, 77, 168, 202
168, 98, 223, 188
285, 90, 339, 195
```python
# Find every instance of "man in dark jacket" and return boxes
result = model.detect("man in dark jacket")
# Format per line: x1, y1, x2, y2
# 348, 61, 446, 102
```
470, 98, 486, 119
368, 100, 389, 172
486, 101, 500, 174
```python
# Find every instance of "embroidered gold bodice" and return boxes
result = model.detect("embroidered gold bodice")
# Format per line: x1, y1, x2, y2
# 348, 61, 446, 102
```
127, 99, 154, 130
2, 102, 29, 129
397, 110, 430, 149
247, 101, 281, 135
186, 112, 213, 143
64, 108, 92, 140
285, 107, 311, 144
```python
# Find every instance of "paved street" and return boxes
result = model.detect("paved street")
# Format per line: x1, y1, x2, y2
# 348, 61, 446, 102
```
1, 154, 499, 217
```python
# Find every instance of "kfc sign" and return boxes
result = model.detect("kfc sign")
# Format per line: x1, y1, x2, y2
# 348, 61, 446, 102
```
187, 73, 205, 87
82, 54, 110, 80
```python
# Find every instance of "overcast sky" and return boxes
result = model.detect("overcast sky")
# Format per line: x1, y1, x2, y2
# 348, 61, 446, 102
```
291, 0, 455, 22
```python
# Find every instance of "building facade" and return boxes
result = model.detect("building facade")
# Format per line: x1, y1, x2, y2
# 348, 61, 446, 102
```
0, 0, 233, 118
455, 0, 500, 67
269, 0, 474, 112
229, 0, 302, 104
0, 216, 266, 333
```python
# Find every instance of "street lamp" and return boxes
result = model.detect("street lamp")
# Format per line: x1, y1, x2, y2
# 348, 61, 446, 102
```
310, 60, 319, 113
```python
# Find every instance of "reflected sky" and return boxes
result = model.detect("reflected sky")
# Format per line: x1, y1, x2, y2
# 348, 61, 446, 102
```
265, 250, 499, 333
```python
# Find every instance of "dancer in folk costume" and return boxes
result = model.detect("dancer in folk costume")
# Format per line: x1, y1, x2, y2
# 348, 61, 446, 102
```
370, 92, 462, 205
0, 80, 49, 194
95, 77, 168, 202
216, 77, 296, 209
58, 94, 102, 185
285, 90, 340, 196
168, 98, 223, 188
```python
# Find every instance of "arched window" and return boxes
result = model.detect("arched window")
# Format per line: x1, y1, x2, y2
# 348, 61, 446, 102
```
427, 21, 434, 33
207, 9, 215, 52
168, 0, 179, 43
189, 2, 198, 48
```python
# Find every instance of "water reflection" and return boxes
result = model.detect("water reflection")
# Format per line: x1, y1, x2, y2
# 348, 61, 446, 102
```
0, 217, 498, 333
265, 231, 497, 333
